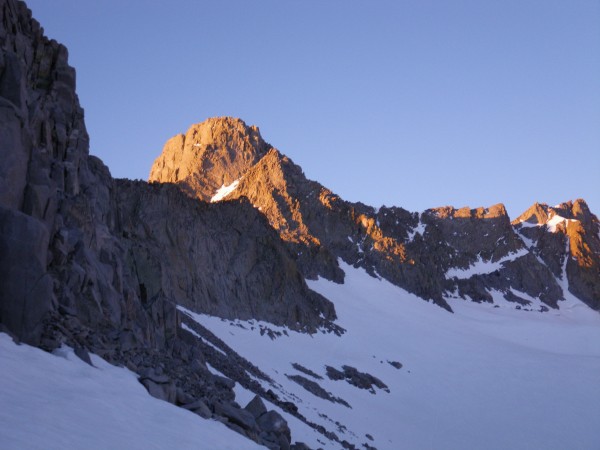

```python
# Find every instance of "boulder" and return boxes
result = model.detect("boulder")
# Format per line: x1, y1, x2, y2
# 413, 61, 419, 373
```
257, 410, 291, 442
214, 402, 259, 432
181, 399, 211, 419
244, 394, 267, 419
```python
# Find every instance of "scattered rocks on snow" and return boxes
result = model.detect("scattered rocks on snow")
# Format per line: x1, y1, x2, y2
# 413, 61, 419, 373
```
286, 374, 351, 408
387, 360, 402, 370
326, 365, 389, 394
291, 362, 323, 379
215, 401, 260, 432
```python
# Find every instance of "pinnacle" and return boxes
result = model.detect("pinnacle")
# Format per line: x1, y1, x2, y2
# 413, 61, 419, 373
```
148, 117, 270, 201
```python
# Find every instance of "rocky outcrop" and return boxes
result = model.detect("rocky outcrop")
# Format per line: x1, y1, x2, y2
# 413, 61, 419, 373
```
150, 119, 591, 311
513, 199, 600, 309
325, 365, 389, 394
414, 204, 563, 308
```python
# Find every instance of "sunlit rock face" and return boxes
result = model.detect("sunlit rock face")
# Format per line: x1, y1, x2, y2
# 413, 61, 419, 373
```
149, 117, 269, 201
151, 118, 598, 311
513, 199, 600, 309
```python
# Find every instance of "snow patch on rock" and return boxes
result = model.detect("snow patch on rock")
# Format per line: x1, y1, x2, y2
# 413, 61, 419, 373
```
211, 179, 240, 202
446, 248, 529, 279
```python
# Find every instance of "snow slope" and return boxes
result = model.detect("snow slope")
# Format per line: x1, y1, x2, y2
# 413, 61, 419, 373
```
0, 333, 262, 450
3, 261, 599, 450
182, 261, 600, 450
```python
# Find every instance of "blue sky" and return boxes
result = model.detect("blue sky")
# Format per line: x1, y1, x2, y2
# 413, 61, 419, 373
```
27, 0, 600, 218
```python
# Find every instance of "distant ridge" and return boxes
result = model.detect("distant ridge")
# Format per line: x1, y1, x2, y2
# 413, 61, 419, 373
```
150, 117, 600, 312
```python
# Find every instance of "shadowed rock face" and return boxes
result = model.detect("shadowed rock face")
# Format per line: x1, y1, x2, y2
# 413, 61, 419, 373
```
0, 0, 90, 343
115, 180, 335, 330
151, 119, 595, 311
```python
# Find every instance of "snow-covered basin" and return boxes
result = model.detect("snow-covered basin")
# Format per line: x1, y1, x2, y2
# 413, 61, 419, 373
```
0, 333, 262, 450
184, 261, 600, 450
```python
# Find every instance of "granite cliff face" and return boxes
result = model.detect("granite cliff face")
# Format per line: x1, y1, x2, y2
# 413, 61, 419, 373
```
150, 118, 598, 312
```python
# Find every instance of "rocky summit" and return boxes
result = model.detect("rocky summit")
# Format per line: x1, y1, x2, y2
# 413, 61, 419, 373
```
1, 1, 600, 449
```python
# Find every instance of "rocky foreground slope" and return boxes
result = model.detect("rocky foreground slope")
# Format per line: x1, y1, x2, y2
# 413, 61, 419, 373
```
150, 118, 600, 312
1, 0, 599, 449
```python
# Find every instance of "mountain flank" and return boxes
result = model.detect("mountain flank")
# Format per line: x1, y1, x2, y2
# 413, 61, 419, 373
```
150, 117, 599, 312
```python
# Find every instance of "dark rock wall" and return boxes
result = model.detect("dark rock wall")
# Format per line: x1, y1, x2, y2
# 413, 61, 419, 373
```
1, 0, 89, 343
115, 179, 335, 331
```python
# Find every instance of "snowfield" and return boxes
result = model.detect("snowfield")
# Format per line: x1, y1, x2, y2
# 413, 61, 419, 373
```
182, 261, 600, 450
2, 261, 599, 450
0, 334, 262, 450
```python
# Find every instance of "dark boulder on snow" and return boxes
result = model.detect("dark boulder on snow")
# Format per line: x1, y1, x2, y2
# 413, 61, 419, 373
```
215, 401, 259, 432
286, 374, 351, 407
326, 365, 389, 394
244, 394, 268, 419
74, 345, 93, 366
257, 410, 292, 447
140, 378, 176, 404
290, 443, 312, 450
387, 360, 402, 369
181, 398, 212, 419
